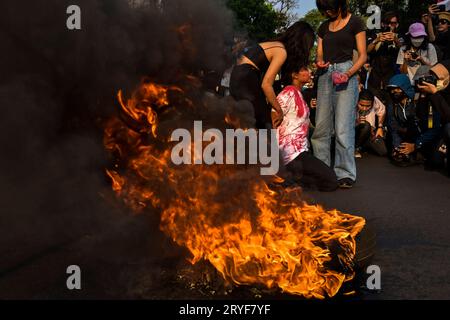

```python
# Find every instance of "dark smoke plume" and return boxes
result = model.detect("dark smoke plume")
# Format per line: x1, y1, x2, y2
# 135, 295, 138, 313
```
0, 0, 237, 296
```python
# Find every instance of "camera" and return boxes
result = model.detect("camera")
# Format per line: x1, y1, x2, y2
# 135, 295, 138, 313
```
382, 25, 392, 33
437, 0, 450, 11
415, 74, 438, 87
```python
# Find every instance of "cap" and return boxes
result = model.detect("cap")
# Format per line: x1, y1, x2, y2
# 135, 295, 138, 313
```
431, 63, 450, 89
438, 12, 450, 22
407, 23, 428, 38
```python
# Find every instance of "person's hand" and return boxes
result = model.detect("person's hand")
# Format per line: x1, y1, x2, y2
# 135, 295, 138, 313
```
375, 127, 385, 138
375, 33, 385, 43
310, 98, 317, 109
272, 109, 284, 128
399, 142, 415, 155
417, 82, 439, 95
416, 55, 425, 64
429, 4, 440, 15
404, 51, 412, 61
332, 71, 349, 85
383, 32, 395, 42
316, 61, 330, 69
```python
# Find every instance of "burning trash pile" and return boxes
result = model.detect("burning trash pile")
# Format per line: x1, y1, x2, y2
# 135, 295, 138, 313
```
104, 76, 366, 299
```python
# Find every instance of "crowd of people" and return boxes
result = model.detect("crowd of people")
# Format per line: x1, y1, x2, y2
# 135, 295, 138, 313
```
217, 0, 450, 191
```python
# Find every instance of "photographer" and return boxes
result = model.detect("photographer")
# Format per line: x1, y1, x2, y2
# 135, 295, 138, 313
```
427, 6, 450, 61
397, 23, 438, 84
387, 73, 443, 168
355, 89, 387, 158
417, 60, 450, 176
386, 74, 419, 166
367, 11, 403, 102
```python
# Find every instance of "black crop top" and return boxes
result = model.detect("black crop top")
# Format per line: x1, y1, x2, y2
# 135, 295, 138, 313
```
242, 44, 284, 73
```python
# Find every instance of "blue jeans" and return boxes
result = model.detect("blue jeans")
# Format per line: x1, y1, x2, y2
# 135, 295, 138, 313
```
311, 61, 359, 181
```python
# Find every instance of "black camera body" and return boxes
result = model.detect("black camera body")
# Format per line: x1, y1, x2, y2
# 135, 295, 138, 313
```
415, 75, 438, 87
375, 26, 392, 34
410, 51, 419, 60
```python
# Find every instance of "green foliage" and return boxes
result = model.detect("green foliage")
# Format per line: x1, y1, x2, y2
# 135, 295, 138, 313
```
300, 9, 326, 32
348, 0, 429, 33
226, 0, 286, 41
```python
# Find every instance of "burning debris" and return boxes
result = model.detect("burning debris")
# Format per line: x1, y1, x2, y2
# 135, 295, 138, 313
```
104, 75, 366, 299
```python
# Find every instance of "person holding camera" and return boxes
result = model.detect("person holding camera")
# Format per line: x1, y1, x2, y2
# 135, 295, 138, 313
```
367, 11, 403, 103
427, 6, 450, 61
397, 23, 438, 85
417, 60, 450, 176
386, 74, 419, 166
387, 73, 443, 168
355, 89, 387, 158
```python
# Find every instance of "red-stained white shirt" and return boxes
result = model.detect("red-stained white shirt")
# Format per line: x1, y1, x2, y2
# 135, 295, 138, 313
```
276, 85, 310, 165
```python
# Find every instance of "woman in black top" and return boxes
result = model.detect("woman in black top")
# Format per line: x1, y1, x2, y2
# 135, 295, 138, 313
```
230, 22, 315, 129
311, 0, 367, 189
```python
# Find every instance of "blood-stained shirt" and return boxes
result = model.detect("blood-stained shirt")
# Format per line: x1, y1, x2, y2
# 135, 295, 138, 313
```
276, 85, 310, 165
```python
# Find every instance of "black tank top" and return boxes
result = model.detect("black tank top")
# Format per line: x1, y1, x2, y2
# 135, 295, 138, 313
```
242, 44, 284, 73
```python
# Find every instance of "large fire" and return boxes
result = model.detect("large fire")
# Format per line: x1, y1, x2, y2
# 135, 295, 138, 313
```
104, 79, 366, 299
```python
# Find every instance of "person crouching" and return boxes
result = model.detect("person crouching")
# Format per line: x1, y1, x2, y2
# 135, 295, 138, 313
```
355, 89, 388, 158
276, 67, 338, 192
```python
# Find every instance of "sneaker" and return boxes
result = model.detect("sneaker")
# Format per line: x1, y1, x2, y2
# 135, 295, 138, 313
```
338, 178, 355, 189
355, 150, 362, 159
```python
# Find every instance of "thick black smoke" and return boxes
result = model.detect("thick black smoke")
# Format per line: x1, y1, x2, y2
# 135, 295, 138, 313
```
0, 0, 236, 293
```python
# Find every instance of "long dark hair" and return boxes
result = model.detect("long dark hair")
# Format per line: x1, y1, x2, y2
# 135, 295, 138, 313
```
383, 11, 400, 25
276, 21, 315, 85
316, 0, 349, 19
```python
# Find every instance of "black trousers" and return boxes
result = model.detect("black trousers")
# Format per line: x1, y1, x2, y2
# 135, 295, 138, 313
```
286, 152, 338, 192
356, 122, 388, 156
230, 64, 272, 129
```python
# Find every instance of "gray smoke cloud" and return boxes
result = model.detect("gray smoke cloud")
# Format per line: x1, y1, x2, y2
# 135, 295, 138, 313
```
0, 0, 237, 297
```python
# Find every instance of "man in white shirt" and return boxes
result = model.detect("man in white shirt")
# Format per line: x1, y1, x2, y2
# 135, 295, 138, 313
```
355, 89, 388, 158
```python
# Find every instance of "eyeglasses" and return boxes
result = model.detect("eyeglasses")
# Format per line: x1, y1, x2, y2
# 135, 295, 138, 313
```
389, 21, 399, 26
438, 20, 449, 25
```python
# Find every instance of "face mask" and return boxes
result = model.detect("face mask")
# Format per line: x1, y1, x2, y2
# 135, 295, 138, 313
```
411, 38, 424, 48
392, 93, 405, 102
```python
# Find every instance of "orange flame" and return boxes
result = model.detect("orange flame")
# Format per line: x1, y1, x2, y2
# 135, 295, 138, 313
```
104, 80, 366, 299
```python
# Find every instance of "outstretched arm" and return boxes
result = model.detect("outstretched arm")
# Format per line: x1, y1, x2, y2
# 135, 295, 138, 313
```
261, 49, 287, 127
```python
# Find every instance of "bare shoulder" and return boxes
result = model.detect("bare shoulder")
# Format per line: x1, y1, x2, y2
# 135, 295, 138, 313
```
260, 41, 286, 51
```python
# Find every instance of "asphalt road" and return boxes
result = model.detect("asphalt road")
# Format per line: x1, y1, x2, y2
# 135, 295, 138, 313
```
305, 154, 450, 300
1, 155, 449, 300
